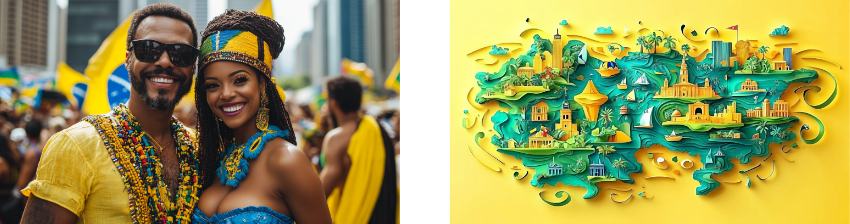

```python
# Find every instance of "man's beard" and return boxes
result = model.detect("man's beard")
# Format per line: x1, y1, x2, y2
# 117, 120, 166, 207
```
129, 66, 192, 111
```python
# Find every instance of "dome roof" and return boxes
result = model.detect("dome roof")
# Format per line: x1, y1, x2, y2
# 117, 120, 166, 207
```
671, 110, 682, 117
619, 105, 629, 114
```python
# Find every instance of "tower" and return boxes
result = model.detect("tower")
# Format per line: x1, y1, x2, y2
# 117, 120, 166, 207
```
762, 99, 771, 117
558, 95, 575, 137
552, 29, 563, 71
679, 56, 689, 84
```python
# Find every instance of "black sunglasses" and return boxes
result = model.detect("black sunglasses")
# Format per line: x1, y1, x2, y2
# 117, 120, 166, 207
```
130, 39, 199, 67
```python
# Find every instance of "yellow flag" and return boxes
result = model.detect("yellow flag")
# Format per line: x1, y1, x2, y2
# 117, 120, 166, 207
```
253, 0, 274, 19
56, 61, 90, 109
82, 12, 134, 114
384, 58, 400, 93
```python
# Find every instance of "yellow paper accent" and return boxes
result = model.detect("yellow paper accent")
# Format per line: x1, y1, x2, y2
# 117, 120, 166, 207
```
384, 59, 400, 93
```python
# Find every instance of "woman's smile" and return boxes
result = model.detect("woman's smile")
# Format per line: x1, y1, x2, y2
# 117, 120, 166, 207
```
219, 102, 246, 117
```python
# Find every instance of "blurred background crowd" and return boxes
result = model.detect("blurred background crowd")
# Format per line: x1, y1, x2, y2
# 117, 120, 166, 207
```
0, 0, 399, 223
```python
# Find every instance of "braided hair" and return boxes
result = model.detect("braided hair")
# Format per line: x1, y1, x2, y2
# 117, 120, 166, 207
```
194, 9, 294, 189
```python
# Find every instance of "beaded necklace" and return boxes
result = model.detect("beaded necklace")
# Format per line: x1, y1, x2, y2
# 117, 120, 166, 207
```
218, 125, 289, 188
83, 104, 200, 224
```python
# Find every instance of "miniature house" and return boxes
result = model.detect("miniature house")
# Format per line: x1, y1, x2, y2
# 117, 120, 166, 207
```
740, 78, 761, 91
531, 101, 549, 121
774, 61, 790, 70
518, 63, 534, 78
668, 101, 741, 124
548, 163, 564, 176
528, 129, 554, 148
589, 157, 606, 177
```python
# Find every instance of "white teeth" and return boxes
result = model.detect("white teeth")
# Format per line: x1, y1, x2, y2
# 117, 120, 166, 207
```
149, 77, 175, 83
223, 104, 244, 112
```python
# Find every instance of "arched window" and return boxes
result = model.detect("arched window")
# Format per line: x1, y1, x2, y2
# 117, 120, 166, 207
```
695, 108, 703, 115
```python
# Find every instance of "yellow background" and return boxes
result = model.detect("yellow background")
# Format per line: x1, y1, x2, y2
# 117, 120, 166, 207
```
450, 0, 849, 223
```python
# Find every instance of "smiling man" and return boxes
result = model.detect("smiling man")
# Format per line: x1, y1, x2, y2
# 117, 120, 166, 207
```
19, 4, 203, 223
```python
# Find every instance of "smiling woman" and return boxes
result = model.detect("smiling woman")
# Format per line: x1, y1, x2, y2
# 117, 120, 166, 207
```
192, 9, 332, 224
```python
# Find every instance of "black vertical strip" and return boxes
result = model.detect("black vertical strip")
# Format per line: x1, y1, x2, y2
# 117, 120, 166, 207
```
369, 121, 398, 224
257, 36, 264, 62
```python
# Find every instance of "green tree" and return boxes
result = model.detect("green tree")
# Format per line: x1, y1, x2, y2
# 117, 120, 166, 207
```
758, 46, 770, 59
612, 158, 627, 179
680, 44, 691, 57
650, 32, 663, 53
663, 35, 678, 53
636, 36, 647, 54
561, 44, 583, 80
607, 45, 616, 55
755, 121, 770, 137
599, 107, 614, 127
596, 145, 616, 164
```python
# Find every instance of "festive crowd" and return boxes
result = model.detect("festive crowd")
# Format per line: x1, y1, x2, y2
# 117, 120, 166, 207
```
0, 3, 398, 224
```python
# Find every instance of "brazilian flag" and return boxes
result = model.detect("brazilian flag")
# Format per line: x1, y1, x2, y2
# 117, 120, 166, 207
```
384, 59, 400, 93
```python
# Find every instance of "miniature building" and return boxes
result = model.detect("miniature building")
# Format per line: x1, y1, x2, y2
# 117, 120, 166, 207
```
656, 57, 718, 98
671, 109, 682, 118
746, 99, 789, 117
589, 158, 606, 177
508, 139, 517, 148
528, 129, 554, 148
548, 163, 564, 176
518, 63, 534, 77
558, 96, 578, 137
669, 101, 741, 124
774, 61, 789, 70
704, 149, 715, 167
783, 47, 793, 69
740, 78, 760, 91
552, 29, 563, 71
531, 101, 549, 121
533, 53, 543, 74
619, 105, 628, 115
574, 80, 609, 122
711, 40, 733, 68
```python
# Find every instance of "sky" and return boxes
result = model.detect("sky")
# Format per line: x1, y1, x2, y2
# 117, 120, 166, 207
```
208, 0, 318, 76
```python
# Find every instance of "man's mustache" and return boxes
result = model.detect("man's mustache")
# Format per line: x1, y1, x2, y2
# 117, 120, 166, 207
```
140, 67, 186, 82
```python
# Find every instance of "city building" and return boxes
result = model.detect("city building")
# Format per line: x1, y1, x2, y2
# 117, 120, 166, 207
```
517, 62, 534, 77
783, 47, 793, 69
746, 99, 789, 117
558, 96, 578, 138
588, 157, 605, 177
552, 29, 563, 71
656, 56, 718, 98
533, 52, 543, 74
739, 78, 764, 91
528, 128, 554, 148
310, 0, 328, 85
547, 160, 563, 176
774, 61, 789, 70
531, 101, 548, 121
711, 40, 732, 68
666, 101, 742, 124
294, 31, 312, 76
0, 0, 65, 77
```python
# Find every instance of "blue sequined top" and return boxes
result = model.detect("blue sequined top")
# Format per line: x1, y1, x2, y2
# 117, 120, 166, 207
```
191, 206, 293, 224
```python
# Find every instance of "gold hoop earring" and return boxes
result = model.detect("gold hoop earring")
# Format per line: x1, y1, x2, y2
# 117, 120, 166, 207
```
257, 90, 269, 131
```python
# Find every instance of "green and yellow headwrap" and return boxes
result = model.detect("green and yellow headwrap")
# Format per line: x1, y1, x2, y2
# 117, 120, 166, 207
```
198, 29, 286, 102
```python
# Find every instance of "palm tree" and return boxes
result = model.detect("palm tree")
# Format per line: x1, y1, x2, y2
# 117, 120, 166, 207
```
597, 145, 616, 158
680, 44, 691, 58
600, 108, 614, 127
636, 36, 647, 54
509, 59, 523, 75
663, 36, 678, 53
612, 158, 627, 179
755, 121, 769, 137
650, 33, 663, 53
607, 45, 616, 55
758, 46, 769, 59
644, 40, 655, 54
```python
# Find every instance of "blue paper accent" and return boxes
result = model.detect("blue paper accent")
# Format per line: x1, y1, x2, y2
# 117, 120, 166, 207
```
107, 65, 131, 109
217, 125, 290, 188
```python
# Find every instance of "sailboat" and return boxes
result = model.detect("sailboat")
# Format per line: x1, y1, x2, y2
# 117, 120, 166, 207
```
665, 130, 683, 141
625, 89, 636, 101
634, 73, 650, 85
635, 106, 653, 128
617, 77, 628, 89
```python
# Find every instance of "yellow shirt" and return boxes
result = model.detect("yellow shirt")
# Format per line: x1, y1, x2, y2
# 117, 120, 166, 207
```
22, 119, 196, 223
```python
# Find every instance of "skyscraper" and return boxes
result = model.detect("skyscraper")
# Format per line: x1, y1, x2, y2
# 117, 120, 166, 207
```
783, 47, 792, 69
310, 0, 328, 85
711, 40, 732, 68
294, 31, 312, 76
0, 0, 50, 70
